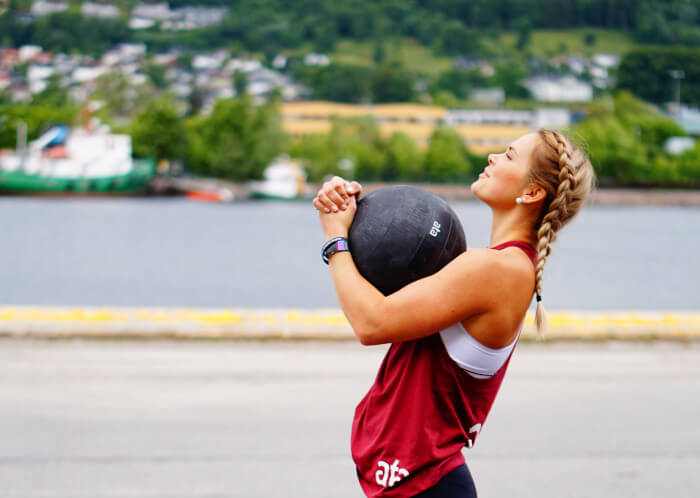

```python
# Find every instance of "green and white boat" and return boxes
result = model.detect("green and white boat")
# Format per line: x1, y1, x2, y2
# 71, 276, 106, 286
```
0, 124, 155, 195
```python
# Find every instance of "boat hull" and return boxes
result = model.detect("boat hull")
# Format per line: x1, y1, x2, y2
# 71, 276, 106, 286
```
0, 159, 156, 195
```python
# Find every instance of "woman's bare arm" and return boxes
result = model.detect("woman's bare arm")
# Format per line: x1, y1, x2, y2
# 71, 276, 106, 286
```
328, 248, 513, 345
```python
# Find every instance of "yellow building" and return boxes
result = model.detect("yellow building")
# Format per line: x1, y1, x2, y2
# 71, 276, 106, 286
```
280, 101, 533, 154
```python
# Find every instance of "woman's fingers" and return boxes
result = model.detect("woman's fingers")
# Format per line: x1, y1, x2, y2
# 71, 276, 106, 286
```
313, 197, 331, 213
314, 177, 362, 213
346, 181, 363, 199
326, 187, 347, 208
315, 191, 338, 212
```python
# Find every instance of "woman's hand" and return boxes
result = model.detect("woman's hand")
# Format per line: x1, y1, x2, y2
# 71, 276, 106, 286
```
313, 176, 362, 213
313, 177, 363, 239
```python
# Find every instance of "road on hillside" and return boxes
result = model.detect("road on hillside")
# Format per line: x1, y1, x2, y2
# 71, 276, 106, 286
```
1, 340, 699, 497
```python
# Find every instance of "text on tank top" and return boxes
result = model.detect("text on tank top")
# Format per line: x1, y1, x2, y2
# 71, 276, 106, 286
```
350, 240, 536, 497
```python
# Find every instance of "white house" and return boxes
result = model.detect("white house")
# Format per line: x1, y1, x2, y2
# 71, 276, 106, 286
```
132, 2, 171, 21
81, 2, 120, 19
304, 53, 330, 66
30, 0, 68, 16
524, 75, 593, 103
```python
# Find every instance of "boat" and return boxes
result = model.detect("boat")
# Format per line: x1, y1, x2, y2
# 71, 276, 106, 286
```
0, 123, 155, 195
248, 155, 312, 200
186, 188, 234, 202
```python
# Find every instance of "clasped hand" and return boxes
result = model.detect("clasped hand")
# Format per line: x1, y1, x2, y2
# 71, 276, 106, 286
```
312, 176, 363, 239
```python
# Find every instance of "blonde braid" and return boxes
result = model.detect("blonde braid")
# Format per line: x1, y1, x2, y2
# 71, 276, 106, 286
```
532, 130, 592, 338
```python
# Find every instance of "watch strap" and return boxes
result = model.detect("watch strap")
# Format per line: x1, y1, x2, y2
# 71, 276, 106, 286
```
322, 237, 350, 264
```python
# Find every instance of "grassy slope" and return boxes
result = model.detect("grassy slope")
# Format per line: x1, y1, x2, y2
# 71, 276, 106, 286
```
330, 39, 453, 75
328, 29, 636, 75
499, 28, 635, 57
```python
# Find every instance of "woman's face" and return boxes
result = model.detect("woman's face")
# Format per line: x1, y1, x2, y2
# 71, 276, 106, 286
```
471, 132, 540, 209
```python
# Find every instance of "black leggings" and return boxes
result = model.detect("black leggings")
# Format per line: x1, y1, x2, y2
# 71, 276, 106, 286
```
413, 464, 478, 497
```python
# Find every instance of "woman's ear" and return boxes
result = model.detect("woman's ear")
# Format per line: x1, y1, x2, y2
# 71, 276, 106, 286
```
521, 184, 547, 205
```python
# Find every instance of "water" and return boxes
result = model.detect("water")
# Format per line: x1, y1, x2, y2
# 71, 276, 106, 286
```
0, 197, 698, 310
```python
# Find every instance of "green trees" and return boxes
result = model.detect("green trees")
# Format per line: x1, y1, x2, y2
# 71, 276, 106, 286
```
0, 102, 78, 149
573, 92, 694, 185
302, 64, 372, 103
423, 128, 472, 182
32, 13, 129, 55
185, 97, 287, 180
289, 118, 475, 183
617, 46, 700, 106
370, 64, 414, 103
130, 95, 187, 162
294, 63, 415, 104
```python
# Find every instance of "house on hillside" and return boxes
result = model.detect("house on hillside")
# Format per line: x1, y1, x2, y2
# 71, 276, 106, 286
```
524, 75, 593, 103
30, 0, 68, 16
81, 2, 120, 19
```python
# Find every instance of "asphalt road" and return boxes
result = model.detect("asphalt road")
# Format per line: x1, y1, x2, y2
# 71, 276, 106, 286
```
1, 339, 699, 498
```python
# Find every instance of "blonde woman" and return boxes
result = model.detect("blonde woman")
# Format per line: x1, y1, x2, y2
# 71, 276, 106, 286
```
313, 130, 595, 497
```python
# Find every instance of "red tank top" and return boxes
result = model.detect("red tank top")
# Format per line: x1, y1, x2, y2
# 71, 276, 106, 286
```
351, 241, 537, 497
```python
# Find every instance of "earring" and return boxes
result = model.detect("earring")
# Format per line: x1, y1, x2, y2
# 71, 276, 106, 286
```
515, 197, 524, 204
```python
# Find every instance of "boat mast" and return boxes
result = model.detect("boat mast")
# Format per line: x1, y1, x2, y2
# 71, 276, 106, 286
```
16, 120, 27, 169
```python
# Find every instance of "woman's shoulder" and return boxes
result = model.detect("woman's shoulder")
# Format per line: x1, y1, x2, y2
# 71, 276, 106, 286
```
450, 246, 534, 282
453, 247, 535, 348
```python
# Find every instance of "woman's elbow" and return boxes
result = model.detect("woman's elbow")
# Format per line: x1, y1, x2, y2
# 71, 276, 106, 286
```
355, 322, 386, 346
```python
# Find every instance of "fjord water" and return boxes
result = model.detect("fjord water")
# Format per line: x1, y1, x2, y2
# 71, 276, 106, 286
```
0, 197, 697, 310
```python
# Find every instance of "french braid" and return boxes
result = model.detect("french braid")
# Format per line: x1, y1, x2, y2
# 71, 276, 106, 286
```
529, 130, 595, 337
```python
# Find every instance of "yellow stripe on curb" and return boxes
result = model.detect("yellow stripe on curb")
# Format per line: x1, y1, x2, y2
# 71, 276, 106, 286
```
0, 306, 699, 340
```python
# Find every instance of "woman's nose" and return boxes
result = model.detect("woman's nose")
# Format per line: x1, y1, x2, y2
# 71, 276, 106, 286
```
488, 154, 495, 165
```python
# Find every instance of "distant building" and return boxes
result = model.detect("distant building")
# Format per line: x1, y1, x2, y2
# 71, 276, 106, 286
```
664, 137, 696, 155
676, 107, 700, 136
304, 53, 330, 66
193, 52, 228, 71
30, 0, 68, 16
280, 102, 567, 153
132, 2, 171, 21
163, 6, 229, 31
533, 108, 571, 129
81, 2, 120, 19
524, 75, 593, 103
592, 54, 620, 70
272, 55, 287, 69
453, 57, 494, 77
129, 17, 156, 29
227, 58, 262, 73
18, 45, 43, 63
469, 88, 505, 106
72, 66, 105, 84
0, 72, 11, 91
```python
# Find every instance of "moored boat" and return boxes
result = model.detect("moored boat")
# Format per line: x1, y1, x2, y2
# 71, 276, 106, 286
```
0, 123, 155, 195
248, 155, 312, 200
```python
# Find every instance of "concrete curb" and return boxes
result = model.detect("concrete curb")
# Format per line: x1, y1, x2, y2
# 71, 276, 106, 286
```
1, 306, 699, 341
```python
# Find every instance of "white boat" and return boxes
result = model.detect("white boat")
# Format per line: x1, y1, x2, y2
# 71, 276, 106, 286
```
0, 123, 154, 195
248, 156, 310, 200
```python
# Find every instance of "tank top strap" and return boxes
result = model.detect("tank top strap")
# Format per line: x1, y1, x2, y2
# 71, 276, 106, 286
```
490, 240, 537, 266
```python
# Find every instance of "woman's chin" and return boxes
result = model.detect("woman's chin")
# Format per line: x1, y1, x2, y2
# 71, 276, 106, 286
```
469, 181, 481, 196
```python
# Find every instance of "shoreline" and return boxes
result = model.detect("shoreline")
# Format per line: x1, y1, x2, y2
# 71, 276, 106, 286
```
149, 177, 700, 206
1, 306, 699, 342
338, 183, 700, 206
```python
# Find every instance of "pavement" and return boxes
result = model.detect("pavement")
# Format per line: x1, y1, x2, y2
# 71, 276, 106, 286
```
2, 339, 700, 497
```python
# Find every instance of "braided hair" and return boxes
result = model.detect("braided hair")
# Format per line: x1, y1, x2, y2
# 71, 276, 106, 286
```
528, 130, 595, 337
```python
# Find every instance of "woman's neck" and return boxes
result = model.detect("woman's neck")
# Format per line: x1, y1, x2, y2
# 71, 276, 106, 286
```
489, 207, 536, 248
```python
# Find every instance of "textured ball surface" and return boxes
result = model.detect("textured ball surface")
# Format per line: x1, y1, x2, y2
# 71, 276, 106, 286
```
348, 185, 467, 295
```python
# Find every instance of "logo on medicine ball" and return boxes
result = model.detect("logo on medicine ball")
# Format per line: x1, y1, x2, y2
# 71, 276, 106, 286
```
429, 221, 441, 237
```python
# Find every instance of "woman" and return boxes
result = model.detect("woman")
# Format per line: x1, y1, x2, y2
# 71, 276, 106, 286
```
312, 129, 595, 497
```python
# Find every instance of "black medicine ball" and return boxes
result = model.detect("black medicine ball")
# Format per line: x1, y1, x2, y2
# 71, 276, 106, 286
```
348, 185, 467, 295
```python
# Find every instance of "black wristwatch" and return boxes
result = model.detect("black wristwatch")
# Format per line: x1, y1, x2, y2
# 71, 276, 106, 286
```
322, 237, 350, 264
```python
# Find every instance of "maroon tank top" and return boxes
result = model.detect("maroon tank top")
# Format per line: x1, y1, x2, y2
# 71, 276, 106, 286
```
350, 241, 536, 497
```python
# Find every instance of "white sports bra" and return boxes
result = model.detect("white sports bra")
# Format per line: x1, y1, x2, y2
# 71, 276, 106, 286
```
439, 321, 522, 379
